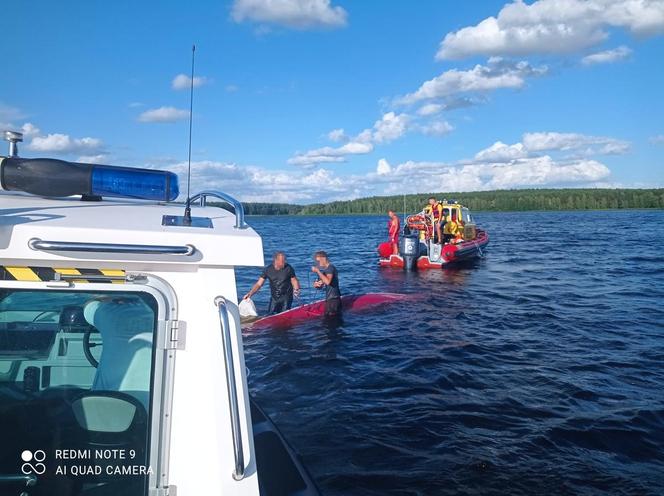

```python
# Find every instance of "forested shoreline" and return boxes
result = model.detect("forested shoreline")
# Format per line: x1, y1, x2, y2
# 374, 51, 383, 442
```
209, 189, 664, 215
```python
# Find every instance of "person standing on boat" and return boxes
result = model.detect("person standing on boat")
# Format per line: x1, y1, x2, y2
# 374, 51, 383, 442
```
423, 197, 444, 244
311, 251, 341, 316
244, 251, 301, 314
387, 210, 400, 255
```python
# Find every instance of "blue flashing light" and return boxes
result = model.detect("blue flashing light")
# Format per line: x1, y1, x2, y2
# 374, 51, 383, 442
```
91, 166, 179, 201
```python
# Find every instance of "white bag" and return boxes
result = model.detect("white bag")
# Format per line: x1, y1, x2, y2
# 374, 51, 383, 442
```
429, 242, 442, 262
239, 298, 258, 317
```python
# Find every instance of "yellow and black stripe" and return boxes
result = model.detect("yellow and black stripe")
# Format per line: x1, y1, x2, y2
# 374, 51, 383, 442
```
0, 266, 126, 284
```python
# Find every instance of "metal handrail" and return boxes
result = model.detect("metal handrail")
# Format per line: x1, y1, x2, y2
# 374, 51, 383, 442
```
53, 273, 147, 283
189, 190, 247, 229
28, 238, 195, 256
214, 296, 245, 481
0, 474, 37, 486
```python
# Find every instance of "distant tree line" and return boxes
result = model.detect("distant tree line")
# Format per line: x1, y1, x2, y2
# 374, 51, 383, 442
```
226, 189, 664, 216
208, 201, 304, 215
241, 202, 304, 215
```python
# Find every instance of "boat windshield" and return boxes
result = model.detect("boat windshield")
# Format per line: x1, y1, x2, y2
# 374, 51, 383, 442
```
0, 288, 157, 496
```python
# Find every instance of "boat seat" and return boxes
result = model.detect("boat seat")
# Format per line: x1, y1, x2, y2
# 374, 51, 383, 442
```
83, 298, 154, 409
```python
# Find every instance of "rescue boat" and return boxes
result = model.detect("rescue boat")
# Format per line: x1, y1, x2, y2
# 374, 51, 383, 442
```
378, 201, 489, 270
0, 130, 319, 496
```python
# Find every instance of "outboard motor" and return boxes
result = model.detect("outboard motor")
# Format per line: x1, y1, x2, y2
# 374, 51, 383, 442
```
399, 234, 419, 271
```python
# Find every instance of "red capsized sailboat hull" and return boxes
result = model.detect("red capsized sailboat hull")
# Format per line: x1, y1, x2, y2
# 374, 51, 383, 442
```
246, 293, 415, 330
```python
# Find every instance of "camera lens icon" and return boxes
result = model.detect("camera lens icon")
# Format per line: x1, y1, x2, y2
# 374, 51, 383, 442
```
21, 450, 46, 475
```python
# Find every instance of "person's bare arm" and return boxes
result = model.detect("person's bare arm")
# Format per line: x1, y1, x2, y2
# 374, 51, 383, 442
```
291, 276, 301, 296
312, 267, 333, 285
244, 277, 265, 299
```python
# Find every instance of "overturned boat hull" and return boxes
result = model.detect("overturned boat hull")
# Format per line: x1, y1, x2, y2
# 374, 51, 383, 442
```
246, 293, 414, 330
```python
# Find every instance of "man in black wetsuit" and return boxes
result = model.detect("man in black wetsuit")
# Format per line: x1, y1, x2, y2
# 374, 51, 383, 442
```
244, 251, 301, 314
311, 250, 341, 317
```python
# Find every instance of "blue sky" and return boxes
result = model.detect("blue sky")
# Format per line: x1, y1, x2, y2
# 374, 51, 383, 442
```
2, 0, 663, 203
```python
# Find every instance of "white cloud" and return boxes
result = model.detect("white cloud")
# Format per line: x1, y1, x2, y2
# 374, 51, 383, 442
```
474, 141, 528, 162
77, 154, 108, 164
287, 154, 344, 166
225, 84, 239, 93
128, 102, 145, 108
0, 122, 40, 140
231, 0, 347, 30
582, 45, 632, 65
161, 159, 353, 203
289, 107, 459, 167
300, 143, 613, 200
2, 120, 104, 158
416, 97, 484, 116
0, 102, 27, 122
437, 0, 664, 60
522, 131, 630, 155
288, 112, 409, 166
247, 167, 347, 202
327, 128, 347, 142
28, 134, 103, 153
372, 112, 410, 144
444, 97, 485, 110
288, 140, 374, 166
339, 141, 373, 153
490, 157, 610, 189
402, 130, 626, 192
418, 120, 454, 137
398, 58, 547, 105
375, 156, 610, 193
156, 132, 619, 204
172, 74, 210, 90
376, 158, 392, 175
417, 103, 444, 116
650, 134, 664, 144
21, 123, 41, 138
138, 107, 189, 123
597, 141, 630, 155
607, 0, 664, 35
471, 133, 629, 167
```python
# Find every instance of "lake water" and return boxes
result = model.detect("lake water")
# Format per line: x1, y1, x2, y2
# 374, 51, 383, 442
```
237, 210, 664, 496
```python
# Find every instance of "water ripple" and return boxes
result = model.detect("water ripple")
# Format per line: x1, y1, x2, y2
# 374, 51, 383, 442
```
239, 210, 664, 495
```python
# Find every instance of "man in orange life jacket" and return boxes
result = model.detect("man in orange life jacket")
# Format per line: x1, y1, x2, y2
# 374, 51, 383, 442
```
423, 197, 444, 244
387, 210, 400, 255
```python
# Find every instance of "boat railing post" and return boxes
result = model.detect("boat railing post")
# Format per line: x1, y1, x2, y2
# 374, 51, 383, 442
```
214, 296, 245, 481
189, 191, 247, 229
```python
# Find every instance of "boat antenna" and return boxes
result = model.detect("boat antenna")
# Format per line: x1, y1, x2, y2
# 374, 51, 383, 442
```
183, 44, 196, 225
403, 194, 406, 223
